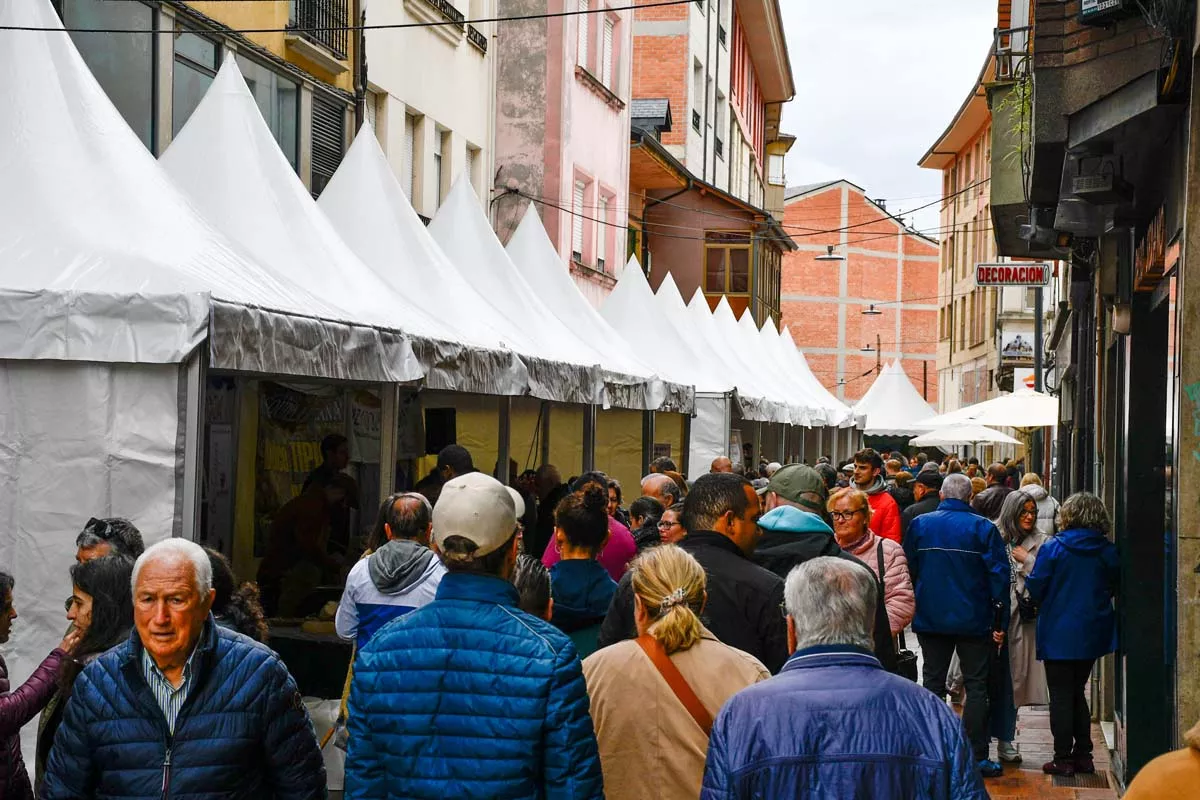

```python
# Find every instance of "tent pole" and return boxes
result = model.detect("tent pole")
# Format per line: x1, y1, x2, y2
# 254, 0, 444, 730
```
498, 396, 511, 484
180, 351, 206, 542
379, 383, 399, 499
817, 427, 824, 465
641, 410, 656, 474
540, 402, 551, 466
582, 405, 597, 473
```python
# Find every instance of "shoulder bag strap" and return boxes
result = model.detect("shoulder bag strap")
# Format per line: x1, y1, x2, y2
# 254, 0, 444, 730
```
875, 540, 886, 581
635, 634, 713, 736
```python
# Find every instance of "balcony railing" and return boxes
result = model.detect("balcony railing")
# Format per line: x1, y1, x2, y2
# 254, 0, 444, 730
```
994, 25, 1032, 83
467, 24, 487, 53
420, 0, 465, 31
692, 109, 701, 131
289, 0, 348, 60
714, 136, 723, 158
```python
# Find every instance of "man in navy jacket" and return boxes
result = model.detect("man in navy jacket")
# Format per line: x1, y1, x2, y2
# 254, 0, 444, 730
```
702, 556, 985, 799
905, 473, 1010, 778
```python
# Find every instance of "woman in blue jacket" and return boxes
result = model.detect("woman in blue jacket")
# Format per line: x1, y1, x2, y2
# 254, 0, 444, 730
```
549, 484, 619, 658
1024, 492, 1118, 779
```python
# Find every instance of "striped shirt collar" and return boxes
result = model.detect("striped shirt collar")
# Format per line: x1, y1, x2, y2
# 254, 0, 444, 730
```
141, 642, 200, 734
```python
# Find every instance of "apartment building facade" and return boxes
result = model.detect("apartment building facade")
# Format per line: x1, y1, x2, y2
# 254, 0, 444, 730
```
56, 0, 357, 194
491, 0, 634, 306
364, 0, 495, 218
780, 181, 939, 404
629, 0, 796, 325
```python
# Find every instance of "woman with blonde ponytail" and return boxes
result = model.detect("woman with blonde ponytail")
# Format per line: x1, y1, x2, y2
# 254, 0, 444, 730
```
582, 545, 769, 799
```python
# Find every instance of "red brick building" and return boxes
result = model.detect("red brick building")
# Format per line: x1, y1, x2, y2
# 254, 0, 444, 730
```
780, 181, 939, 404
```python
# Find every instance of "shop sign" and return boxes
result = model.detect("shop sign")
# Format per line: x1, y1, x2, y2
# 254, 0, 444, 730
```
975, 262, 1052, 287
1080, 0, 1134, 25
1001, 332, 1035, 365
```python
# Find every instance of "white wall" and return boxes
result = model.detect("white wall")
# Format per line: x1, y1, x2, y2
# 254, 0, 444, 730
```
366, 0, 496, 217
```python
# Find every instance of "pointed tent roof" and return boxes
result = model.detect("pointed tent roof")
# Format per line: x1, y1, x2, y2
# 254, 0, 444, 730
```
778, 326, 858, 427
601, 259, 731, 395
316, 128, 529, 396
428, 176, 607, 406
697, 292, 795, 423
734, 308, 829, 426
0, 0, 357, 372
504, 204, 693, 413
759, 320, 852, 426
853, 360, 937, 436
160, 56, 462, 384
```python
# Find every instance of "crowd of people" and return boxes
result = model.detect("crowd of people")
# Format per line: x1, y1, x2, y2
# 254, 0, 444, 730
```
0, 441, 1161, 799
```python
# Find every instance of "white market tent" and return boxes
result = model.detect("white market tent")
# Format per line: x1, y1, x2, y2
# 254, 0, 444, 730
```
853, 360, 938, 437
918, 387, 1059, 429
0, 0, 414, 754
429, 178, 614, 406
910, 424, 1021, 447
316, 128, 532, 396
600, 260, 733, 478
778, 326, 859, 428
758, 320, 852, 427
158, 56, 463, 385
734, 308, 826, 427
503, 203, 692, 413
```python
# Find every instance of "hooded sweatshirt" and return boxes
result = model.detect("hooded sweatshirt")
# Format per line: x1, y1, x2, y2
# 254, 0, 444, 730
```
1025, 527, 1118, 661
335, 538, 446, 649
752, 506, 898, 673
861, 476, 902, 544
1022, 483, 1059, 537
550, 559, 618, 658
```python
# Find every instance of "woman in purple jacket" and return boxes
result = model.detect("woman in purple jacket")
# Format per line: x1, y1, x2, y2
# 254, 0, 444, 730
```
0, 569, 80, 800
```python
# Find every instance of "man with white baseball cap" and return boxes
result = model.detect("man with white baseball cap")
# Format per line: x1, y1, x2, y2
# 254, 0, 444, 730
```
346, 472, 603, 799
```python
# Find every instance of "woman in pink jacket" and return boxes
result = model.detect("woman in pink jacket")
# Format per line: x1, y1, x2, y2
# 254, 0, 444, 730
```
828, 488, 915, 635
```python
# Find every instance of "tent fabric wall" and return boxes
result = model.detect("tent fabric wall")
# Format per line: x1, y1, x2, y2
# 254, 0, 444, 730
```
0, 360, 180, 755
653, 412, 687, 478
688, 393, 731, 481
596, 409, 644, 502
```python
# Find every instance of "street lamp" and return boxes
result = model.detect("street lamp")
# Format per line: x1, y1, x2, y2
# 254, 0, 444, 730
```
861, 303, 883, 316
814, 245, 845, 262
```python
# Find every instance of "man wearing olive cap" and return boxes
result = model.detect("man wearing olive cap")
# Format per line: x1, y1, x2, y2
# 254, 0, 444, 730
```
346, 472, 603, 799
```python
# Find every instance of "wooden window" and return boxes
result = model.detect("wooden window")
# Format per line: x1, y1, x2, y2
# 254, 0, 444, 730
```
703, 231, 752, 293
572, 180, 586, 261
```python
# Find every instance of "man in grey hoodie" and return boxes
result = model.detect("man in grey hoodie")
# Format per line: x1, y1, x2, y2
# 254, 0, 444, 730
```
336, 493, 446, 649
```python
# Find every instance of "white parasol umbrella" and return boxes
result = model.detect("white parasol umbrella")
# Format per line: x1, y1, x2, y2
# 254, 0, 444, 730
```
917, 387, 1059, 429
910, 424, 1022, 447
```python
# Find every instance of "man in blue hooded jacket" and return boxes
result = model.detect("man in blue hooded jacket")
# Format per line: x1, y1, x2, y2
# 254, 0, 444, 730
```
702, 556, 986, 799
905, 473, 1010, 779
346, 472, 602, 799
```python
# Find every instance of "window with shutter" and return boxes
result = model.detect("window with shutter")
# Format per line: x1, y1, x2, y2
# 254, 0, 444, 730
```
466, 146, 478, 192
596, 196, 608, 271
310, 92, 346, 198
577, 0, 589, 68
601, 17, 614, 87
403, 114, 415, 199
572, 180, 585, 262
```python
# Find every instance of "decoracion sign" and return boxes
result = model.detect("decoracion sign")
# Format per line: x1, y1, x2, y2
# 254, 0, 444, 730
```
975, 262, 1051, 287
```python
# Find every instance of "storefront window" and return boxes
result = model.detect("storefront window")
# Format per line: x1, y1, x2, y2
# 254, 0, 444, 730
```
237, 55, 300, 170
61, 0, 156, 150
172, 29, 219, 137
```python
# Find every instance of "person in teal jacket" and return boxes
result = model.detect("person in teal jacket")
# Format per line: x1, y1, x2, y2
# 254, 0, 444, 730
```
346, 472, 603, 799
1024, 492, 1118, 779
549, 485, 618, 659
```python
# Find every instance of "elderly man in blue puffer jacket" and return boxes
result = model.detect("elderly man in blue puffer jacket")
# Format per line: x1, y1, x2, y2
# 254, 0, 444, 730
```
346, 472, 603, 799
41, 539, 326, 799
701, 556, 986, 799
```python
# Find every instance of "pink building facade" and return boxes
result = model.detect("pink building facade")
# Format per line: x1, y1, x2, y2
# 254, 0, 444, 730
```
492, 1, 633, 307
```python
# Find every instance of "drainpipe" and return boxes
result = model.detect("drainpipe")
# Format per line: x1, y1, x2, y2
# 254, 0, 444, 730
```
353, 0, 367, 132
713, 0, 721, 184
702, 1, 712, 182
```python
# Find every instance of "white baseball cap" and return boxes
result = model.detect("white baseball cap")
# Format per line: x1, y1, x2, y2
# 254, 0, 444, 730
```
433, 472, 518, 560
505, 486, 526, 519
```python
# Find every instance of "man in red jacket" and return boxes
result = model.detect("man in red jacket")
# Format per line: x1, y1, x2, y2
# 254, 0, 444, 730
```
852, 448, 902, 543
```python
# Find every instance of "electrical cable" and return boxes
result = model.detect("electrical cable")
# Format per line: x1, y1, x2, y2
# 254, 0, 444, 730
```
0, 0, 696, 33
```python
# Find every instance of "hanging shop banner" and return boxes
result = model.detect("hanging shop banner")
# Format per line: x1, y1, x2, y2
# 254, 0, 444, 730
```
975, 262, 1052, 287
1000, 332, 1036, 364
349, 390, 382, 465
255, 382, 345, 557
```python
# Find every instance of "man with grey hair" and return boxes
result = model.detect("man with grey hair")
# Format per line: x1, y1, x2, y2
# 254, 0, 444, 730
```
336, 492, 446, 649
702, 557, 985, 798
640, 472, 681, 509
43, 538, 325, 799
904, 472, 1010, 780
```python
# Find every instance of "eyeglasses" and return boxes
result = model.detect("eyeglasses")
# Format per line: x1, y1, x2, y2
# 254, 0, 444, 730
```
1018, 508, 1037, 518
657, 520, 680, 530
830, 509, 865, 522
64, 597, 79, 613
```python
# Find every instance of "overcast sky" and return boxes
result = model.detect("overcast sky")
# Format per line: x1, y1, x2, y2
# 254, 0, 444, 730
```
779, 1, 997, 234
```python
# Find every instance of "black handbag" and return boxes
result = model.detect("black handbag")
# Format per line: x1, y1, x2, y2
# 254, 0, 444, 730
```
878, 542, 918, 681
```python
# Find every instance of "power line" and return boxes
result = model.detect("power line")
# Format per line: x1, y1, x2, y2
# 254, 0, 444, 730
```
0, 0, 696, 32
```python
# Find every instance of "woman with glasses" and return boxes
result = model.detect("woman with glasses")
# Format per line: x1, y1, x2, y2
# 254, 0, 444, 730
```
826, 489, 914, 635
989, 489, 1050, 766
657, 503, 687, 546
628, 496, 665, 552
0, 570, 80, 800
34, 556, 133, 793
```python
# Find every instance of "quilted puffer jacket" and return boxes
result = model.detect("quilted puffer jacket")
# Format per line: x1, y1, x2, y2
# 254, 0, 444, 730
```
1, 649, 66, 800
40, 618, 326, 799
346, 571, 603, 799
701, 646, 987, 799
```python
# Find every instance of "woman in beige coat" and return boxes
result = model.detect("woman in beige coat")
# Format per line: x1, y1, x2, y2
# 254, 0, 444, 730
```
993, 488, 1050, 762
582, 545, 768, 800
